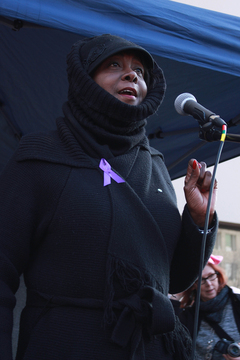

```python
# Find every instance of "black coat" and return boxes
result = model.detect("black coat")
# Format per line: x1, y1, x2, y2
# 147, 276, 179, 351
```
0, 119, 217, 360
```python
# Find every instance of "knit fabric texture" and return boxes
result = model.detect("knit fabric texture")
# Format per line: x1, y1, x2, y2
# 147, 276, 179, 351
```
78, 34, 154, 75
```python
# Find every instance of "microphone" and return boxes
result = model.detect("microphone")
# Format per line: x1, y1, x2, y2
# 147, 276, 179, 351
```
174, 93, 226, 127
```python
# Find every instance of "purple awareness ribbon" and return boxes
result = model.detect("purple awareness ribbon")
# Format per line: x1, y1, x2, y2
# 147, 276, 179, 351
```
99, 158, 125, 186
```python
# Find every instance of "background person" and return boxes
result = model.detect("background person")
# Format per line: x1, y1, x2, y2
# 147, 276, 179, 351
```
173, 255, 240, 360
0, 34, 218, 360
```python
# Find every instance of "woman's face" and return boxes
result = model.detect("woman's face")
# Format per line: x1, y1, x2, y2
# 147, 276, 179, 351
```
200, 264, 220, 302
92, 51, 148, 106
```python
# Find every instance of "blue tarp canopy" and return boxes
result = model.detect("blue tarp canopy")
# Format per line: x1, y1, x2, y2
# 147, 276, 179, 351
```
1, 0, 240, 179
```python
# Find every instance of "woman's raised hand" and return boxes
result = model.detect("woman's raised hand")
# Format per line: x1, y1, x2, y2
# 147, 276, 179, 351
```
184, 158, 217, 227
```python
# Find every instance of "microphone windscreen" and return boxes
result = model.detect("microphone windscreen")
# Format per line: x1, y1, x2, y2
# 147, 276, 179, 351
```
174, 93, 197, 116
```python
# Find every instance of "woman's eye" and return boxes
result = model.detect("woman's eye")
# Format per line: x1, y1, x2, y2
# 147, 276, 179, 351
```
135, 67, 144, 75
110, 62, 119, 67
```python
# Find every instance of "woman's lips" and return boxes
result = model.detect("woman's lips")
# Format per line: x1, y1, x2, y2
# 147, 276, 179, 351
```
118, 87, 137, 97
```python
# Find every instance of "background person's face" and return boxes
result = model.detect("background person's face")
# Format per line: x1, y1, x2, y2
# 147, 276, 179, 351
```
92, 51, 147, 106
200, 265, 219, 302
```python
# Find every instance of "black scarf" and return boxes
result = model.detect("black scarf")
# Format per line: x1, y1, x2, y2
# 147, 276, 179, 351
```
199, 286, 230, 323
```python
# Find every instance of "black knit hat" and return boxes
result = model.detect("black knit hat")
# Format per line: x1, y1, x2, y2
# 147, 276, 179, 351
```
79, 34, 154, 74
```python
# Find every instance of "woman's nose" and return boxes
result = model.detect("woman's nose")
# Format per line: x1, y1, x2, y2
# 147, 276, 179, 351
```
122, 69, 137, 83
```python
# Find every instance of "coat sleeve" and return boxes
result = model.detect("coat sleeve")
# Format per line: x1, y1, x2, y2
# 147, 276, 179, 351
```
0, 156, 37, 359
172, 303, 195, 338
169, 204, 218, 294
0, 152, 70, 359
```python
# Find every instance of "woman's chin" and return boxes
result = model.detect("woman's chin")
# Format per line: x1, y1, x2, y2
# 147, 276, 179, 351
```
202, 290, 217, 301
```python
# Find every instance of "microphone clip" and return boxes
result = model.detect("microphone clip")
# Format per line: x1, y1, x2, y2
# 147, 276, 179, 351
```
198, 115, 226, 142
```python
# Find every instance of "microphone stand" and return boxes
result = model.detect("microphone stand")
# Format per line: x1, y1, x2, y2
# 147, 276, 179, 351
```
191, 124, 227, 360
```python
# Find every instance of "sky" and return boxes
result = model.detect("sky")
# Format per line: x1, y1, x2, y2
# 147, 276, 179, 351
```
172, 156, 240, 224
171, 0, 240, 17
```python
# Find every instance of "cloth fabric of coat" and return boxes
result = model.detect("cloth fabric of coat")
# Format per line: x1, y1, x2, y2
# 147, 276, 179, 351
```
0, 35, 218, 360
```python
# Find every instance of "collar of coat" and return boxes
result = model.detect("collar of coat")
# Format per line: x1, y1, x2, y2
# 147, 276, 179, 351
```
16, 119, 163, 169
